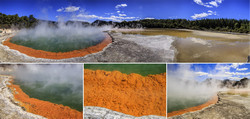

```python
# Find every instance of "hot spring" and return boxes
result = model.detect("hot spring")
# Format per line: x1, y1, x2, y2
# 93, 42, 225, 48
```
4, 22, 112, 59
167, 64, 218, 116
11, 64, 83, 111
168, 94, 212, 113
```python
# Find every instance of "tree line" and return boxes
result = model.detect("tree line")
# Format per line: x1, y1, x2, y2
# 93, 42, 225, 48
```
97, 19, 249, 33
0, 13, 37, 29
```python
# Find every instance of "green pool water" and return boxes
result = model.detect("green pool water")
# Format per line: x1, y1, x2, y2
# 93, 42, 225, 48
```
84, 64, 166, 76
167, 96, 210, 113
14, 79, 83, 111
10, 34, 105, 53
12, 64, 83, 112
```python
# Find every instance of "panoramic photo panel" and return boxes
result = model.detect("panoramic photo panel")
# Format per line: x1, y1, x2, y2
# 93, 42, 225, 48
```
167, 63, 250, 118
84, 64, 166, 118
0, 0, 249, 62
0, 64, 83, 119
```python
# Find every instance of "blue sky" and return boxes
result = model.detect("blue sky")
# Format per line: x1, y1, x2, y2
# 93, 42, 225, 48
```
0, 0, 249, 22
168, 63, 250, 81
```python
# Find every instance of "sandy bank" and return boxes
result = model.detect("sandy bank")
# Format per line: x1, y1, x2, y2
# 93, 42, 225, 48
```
84, 69, 166, 117
3, 34, 112, 59
7, 77, 83, 119
180, 29, 250, 40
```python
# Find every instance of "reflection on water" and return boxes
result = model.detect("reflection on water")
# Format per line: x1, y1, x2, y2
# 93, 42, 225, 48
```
115, 29, 249, 62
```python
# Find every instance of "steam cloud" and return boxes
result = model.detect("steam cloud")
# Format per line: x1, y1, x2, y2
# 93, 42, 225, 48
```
167, 64, 222, 112
11, 21, 112, 52
0, 64, 83, 111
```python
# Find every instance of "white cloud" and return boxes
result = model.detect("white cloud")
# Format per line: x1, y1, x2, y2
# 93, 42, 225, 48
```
236, 68, 248, 71
191, 10, 216, 19
56, 8, 64, 12
115, 4, 127, 9
194, 0, 203, 5
193, 0, 213, 8
76, 13, 136, 22
71, 3, 136, 22
119, 14, 127, 16
144, 17, 155, 19
209, 1, 218, 7
193, 64, 250, 80
57, 6, 80, 12
64, 6, 80, 12
196, 71, 209, 76
193, 0, 223, 8
105, 13, 114, 15
225, 72, 250, 76
77, 14, 98, 19
231, 63, 244, 69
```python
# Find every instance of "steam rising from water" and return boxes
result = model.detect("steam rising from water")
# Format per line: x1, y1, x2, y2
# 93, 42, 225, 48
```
168, 64, 221, 112
10, 22, 111, 52
2, 64, 83, 111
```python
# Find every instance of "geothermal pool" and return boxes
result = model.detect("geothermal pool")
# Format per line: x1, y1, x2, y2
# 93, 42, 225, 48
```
167, 96, 211, 113
3, 22, 112, 59
10, 33, 105, 53
12, 64, 83, 111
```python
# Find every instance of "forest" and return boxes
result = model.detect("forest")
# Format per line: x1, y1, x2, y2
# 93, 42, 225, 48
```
0, 13, 37, 29
0, 12, 249, 33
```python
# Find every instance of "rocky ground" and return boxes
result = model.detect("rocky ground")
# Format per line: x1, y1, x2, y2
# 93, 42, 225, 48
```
0, 32, 170, 63
84, 106, 166, 119
0, 75, 45, 119
169, 91, 250, 119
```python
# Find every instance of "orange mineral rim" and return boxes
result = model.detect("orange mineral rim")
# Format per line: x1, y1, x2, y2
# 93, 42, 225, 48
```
7, 78, 83, 119
84, 69, 166, 117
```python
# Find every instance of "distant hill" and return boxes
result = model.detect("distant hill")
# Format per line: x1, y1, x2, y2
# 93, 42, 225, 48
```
203, 78, 250, 89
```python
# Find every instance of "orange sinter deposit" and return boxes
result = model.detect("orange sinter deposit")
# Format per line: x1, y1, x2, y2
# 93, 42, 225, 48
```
7, 79, 83, 119
167, 94, 218, 117
84, 69, 166, 117
3, 34, 112, 59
